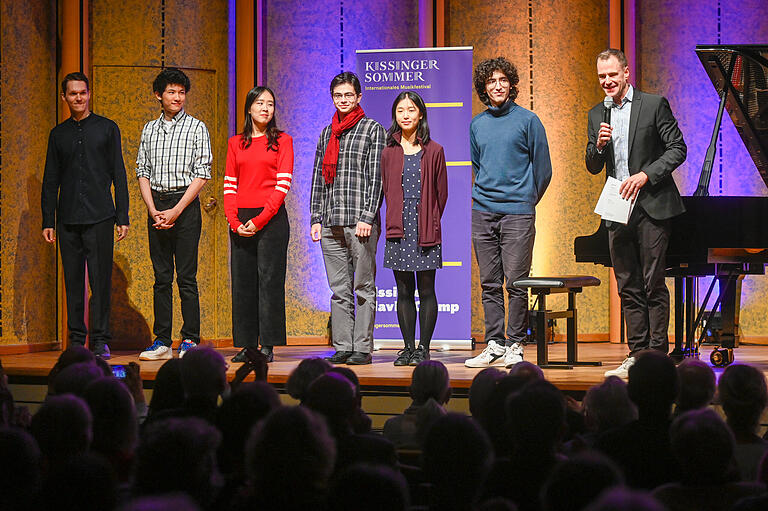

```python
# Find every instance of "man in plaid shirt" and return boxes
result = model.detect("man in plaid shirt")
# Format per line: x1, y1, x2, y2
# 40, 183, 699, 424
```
136, 68, 212, 361
310, 72, 385, 365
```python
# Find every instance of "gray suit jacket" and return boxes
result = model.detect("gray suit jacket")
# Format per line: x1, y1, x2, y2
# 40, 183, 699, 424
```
585, 88, 687, 220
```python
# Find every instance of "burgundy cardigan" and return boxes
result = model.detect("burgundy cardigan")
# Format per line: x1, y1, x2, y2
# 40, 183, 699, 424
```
381, 134, 448, 247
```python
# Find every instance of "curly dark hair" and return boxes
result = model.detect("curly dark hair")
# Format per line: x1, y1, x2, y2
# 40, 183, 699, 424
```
473, 57, 519, 106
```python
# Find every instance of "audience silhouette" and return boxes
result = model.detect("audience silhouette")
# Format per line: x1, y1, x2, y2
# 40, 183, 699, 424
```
3, 344, 768, 510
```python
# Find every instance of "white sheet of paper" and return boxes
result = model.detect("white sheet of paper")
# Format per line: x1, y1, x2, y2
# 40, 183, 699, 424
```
594, 176, 636, 224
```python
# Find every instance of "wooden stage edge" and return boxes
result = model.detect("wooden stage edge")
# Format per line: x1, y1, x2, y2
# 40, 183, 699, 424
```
4, 342, 768, 393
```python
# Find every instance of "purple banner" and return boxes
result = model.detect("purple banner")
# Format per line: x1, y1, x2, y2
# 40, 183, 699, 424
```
356, 47, 473, 349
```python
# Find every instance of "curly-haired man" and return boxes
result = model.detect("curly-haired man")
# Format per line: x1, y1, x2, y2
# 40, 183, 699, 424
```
464, 57, 552, 369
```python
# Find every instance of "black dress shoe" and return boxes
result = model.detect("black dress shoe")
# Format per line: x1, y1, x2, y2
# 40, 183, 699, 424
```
346, 351, 372, 365
260, 345, 274, 363
394, 348, 412, 366
94, 344, 111, 359
409, 346, 429, 366
231, 348, 249, 363
325, 351, 354, 364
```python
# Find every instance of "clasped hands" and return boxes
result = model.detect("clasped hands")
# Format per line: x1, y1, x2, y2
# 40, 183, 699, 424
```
236, 220, 258, 237
151, 207, 181, 229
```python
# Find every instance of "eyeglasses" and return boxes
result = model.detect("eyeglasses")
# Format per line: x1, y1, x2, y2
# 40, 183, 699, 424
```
332, 92, 358, 101
485, 77, 510, 87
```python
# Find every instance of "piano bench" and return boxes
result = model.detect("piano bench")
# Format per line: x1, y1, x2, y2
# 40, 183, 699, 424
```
513, 276, 602, 369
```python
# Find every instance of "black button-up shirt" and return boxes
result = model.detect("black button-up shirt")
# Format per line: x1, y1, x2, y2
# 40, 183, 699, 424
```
41, 113, 130, 228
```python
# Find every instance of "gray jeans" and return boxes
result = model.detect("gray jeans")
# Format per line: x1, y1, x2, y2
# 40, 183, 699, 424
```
472, 210, 535, 345
321, 225, 379, 353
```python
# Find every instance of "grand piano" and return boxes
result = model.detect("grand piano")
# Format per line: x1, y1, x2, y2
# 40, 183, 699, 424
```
574, 45, 768, 365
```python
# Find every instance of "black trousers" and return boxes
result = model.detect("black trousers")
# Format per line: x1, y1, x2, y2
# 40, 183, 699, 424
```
58, 218, 115, 348
608, 205, 671, 355
148, 192, 201, 345
230, 206, 289, 348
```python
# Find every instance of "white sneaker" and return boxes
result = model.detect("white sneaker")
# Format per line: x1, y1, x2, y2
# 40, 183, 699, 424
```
504, 342, 524, 368
139, 340, 173, 361
604, 356, 636, 378
465, 340, 507, 368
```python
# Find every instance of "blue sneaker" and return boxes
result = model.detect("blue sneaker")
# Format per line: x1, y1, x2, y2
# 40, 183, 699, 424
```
139, 340, 172, 361
178, 339, 197, 358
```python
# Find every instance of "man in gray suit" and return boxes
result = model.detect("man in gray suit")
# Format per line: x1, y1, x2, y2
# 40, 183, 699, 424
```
585, 49, 687, 378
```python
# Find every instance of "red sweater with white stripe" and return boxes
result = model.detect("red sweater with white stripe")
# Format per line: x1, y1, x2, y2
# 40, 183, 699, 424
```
224, 132, 293, 231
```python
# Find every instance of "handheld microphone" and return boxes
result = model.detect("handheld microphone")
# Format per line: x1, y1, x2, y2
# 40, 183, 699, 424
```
603, 96, 613, 124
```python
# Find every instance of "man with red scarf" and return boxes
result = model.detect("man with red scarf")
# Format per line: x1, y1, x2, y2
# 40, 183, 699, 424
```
310, 72, 386, 365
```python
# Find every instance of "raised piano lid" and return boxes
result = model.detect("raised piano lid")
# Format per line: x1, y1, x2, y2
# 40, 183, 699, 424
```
696, 45, 768, 186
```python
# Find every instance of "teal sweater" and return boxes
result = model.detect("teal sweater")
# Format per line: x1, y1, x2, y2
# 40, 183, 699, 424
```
470, 100, 552, 215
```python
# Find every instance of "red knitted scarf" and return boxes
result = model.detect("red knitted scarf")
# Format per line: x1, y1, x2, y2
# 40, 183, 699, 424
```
322, 104, 366, 184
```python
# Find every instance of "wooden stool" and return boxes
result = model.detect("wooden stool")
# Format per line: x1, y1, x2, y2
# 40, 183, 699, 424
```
513, 276, 602, 369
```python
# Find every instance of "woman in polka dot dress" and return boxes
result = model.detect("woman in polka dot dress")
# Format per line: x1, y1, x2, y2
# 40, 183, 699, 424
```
381, 91, 448, 366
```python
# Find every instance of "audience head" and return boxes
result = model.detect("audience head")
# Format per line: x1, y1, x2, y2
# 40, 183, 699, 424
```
56, 344, 97, 369
148, 358, 184, 416
717, 363, 768, 435
39, 453, 117, 511
469, 367, 506, 420
585, 487, 666, 511
507, 360, 544, 381
410, 360, 451, 405
583, 376, 637, 433
31, 394, 92, 466
216, 381, 281, 475
0, 428, 41, 510
541, 452, 624, 511
246, 406, 335, 507
304, 372, 358, 434
481, 371, 543, 455
134, 417, 222, 505
83, 377, 138, 459
51, 361, 104, 397
675, 358, 716, 413
423, 413, 494, 508
506, 379, 566, 456
117, 494, 202, 511
627, 350, 678, 418
286, 357, 332, 401
329, 366, 362, 401
329, 463, 410, 511
670, 408, 735, 484
47, 345, 95, 390
180, 345, 228, 400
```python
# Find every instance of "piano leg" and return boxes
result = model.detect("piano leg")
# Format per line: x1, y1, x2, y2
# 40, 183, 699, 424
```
717, 274, 744, 350
671, 277, 684, 362
685, 277, 695, 353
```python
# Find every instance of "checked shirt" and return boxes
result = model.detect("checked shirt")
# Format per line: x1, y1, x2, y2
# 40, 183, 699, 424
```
136, 110, 212, 192
310, 117, 385, 227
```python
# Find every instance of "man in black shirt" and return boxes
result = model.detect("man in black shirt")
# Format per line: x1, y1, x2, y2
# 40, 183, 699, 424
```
41, 72, 130, 358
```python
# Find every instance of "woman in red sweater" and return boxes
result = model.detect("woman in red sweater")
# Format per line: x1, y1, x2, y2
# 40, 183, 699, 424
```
224, 86, 293, 363
381, 91, 448, 366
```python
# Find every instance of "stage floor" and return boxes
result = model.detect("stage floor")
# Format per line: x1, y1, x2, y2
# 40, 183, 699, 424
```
5, 341, 768, 393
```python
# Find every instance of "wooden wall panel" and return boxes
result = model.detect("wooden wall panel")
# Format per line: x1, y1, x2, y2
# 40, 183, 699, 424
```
91, 0, 162, 66
90, 0, 232, 348
0, 0, 57, 345
448, 0, 610, 338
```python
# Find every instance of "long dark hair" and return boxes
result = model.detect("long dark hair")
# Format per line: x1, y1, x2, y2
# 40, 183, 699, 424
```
386, 91, 431, 147
241, 86, 282, 151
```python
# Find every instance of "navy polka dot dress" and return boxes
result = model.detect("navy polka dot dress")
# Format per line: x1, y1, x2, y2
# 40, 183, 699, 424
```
384, 150, 443, 271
